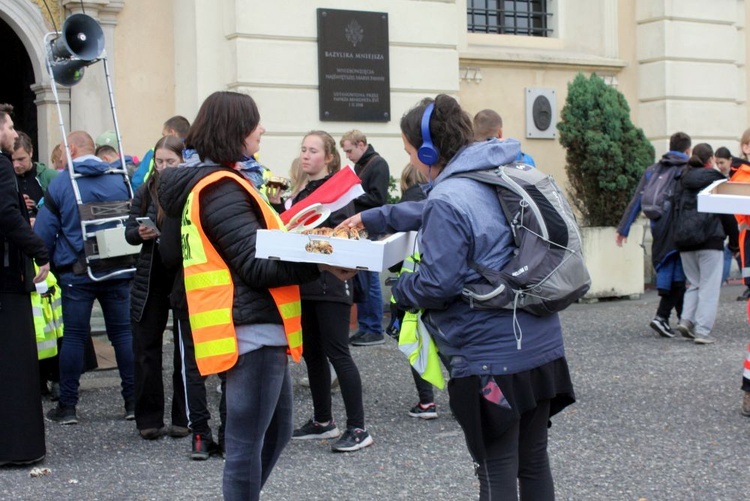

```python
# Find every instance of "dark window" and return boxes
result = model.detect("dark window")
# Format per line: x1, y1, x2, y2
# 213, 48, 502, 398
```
467, 0, 552, 37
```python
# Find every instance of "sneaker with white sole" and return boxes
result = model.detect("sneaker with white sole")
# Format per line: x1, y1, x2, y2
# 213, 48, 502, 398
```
408, 403, 438, 420
675, 320, 697, 339
331, 427, 373, 452
649, 316, 675, 338
694, 335, 716, 345
292, 419, 341, 440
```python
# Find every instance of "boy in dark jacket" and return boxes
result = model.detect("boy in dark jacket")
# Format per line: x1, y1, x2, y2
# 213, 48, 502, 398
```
616, 132, 691, 338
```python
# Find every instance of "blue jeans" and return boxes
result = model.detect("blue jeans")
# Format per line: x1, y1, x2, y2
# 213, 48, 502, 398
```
223, 346, 293, 501
58, 278, 134, 408
357, 271, 383, 334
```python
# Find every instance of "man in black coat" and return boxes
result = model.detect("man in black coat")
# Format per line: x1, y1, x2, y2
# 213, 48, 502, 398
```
340, 130, 390, 346
0, 103, 50, 466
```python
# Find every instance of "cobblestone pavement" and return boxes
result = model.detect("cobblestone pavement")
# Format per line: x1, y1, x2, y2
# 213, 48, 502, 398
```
2, 285, 750, 500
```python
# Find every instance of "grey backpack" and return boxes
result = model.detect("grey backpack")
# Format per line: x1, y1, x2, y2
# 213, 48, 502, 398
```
455, 164, 591, 317
640, 163, 679, 220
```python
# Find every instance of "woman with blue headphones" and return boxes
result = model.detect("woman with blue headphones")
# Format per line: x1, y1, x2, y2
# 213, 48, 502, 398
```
340, 94, 575, 500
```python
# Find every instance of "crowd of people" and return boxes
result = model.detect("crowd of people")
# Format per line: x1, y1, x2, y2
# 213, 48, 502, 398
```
3, 89, 750, 500
616, 130, 750, 417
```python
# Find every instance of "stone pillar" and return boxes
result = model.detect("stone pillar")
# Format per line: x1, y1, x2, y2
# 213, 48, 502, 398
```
31, 83, 70, 164
636, 0, 746, 153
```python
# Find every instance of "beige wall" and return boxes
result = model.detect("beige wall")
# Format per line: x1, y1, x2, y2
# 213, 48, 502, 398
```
456, 0, 631, 189
113, 0, 175, 156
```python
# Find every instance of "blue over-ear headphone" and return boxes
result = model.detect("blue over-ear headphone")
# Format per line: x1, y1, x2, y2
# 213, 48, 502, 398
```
417, 102, 439, 166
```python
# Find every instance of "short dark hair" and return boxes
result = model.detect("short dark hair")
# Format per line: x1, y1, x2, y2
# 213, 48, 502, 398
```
95, 144, 117, 157
0, 103, 13, 126
400, 94, 474, 168
163, 115, 191, 138
669, 132, 691, 153
14, 130, 33, 153
184, 92, 260, 165
715, 146, 732, 160
473, 109, 502, 140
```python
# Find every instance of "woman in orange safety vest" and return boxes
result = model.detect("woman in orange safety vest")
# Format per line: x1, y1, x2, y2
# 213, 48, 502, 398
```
157, 91, 353, 501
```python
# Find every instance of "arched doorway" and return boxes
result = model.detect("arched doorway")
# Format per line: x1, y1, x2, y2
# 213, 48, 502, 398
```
0, 15, 38, 160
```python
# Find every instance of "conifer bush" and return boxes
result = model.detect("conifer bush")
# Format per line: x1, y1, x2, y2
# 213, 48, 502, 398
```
557, 73, 654, 227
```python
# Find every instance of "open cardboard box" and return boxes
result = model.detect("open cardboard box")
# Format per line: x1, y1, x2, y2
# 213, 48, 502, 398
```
255, 230, 417, 271
698, 180, 750, 215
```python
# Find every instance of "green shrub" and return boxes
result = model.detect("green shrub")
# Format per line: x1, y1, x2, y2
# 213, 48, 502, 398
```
557, 73, 654, 227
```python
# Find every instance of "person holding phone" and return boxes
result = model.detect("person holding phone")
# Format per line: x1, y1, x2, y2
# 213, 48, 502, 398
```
125, 135, 188, 440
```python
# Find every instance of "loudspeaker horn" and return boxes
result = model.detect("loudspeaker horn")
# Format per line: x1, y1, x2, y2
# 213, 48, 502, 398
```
51, 13, 104, 62
50, 59, 88, 86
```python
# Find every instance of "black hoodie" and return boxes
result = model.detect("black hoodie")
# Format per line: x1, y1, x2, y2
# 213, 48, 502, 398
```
158, 164, 319, 327
673, 165, 739, 252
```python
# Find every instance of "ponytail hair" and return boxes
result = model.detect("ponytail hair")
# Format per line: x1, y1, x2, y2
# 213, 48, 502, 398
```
303, 130, 341, 174
400, 94, 474, 168
687, 143, 713, 168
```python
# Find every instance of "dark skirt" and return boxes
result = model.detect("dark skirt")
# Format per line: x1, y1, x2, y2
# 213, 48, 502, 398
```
0, 292, 45, 465
448, 357, 575, 462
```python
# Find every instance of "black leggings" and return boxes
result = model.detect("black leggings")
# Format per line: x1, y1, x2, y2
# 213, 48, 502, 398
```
477, 399, 555, 501
301, 300, 365, 429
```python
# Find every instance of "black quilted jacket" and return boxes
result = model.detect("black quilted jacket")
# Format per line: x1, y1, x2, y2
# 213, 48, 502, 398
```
158, 164, 319, 327
125, 180, 175, 322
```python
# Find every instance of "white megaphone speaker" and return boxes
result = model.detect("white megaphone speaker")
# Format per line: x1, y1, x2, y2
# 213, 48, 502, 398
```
51, 13, 104, 62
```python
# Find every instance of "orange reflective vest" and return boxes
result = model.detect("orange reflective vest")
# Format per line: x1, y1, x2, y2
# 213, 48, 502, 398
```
181, 170, 303, 375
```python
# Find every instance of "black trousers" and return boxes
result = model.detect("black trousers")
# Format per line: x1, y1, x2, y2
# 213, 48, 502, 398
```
476, 399, 555, 501
0, 292, 45, 464
655, 281, 685, 321
301, 300, 365, 430
176, 317, 226, 442
132, 291, 187, 430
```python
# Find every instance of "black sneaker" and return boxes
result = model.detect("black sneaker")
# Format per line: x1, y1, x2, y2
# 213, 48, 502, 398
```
191, 433, 219, 460
408, 402, 438, 420
46, 404, 78, 425
738, 288, 750, 301
649, 316, 675, 338
348, 330, 366, 344
124, 400, 135, 421
351, 332, 385, 346
292, 419, 341, 440
331, 427, 373, 452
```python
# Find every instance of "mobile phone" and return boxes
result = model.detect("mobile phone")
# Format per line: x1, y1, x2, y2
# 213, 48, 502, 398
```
136, 217, 160, 235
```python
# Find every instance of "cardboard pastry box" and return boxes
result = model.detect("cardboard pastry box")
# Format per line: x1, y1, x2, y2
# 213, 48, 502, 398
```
255, 230, 417, 272
698, 180, 750, 216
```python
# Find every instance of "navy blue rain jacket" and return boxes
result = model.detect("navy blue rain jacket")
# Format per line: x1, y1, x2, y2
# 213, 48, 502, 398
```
34, 155, 134, 283
362, 139, 565, 378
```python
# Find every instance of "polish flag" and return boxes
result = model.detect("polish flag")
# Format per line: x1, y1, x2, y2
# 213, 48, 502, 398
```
280, 166, 364, 225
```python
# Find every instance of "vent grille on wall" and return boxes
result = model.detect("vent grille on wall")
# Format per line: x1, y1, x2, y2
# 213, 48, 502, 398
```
525, 88, 556, 139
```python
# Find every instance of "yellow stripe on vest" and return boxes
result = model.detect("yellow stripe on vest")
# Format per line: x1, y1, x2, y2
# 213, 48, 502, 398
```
185, 270, 232, 292
277, 301, 301, 319
194, 337, 236, 359
190, 308, 232, 330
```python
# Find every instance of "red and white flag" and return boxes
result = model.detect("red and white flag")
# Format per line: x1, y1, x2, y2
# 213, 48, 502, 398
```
280, 166, 364, 225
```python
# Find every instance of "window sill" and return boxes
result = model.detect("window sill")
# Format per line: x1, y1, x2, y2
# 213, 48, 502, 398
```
461, 33, 626, 69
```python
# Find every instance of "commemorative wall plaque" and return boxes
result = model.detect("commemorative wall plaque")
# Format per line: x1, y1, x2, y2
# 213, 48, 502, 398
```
317, 8, 390, 122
